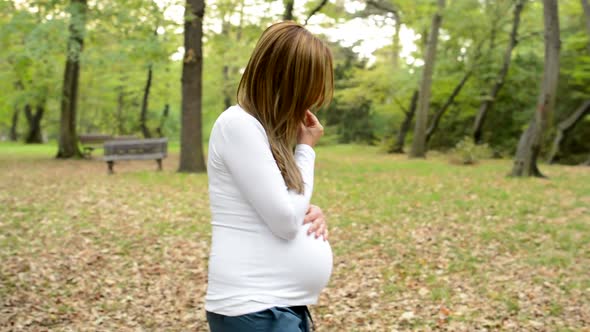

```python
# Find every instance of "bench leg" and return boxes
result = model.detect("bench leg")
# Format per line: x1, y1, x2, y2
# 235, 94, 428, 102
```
156, 159, 163, 171
107, 161, 114, 174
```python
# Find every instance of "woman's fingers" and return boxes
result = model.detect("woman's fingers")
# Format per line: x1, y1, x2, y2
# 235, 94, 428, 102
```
298, 111, 323, 146
314, 222, 328, 242
307, 217, 323, 235
303, 205, 321, 223
307, 222, 315, 234
304, 204, 328, 241
304, 210, 321, 223
305, 110, 320, 127
303, 205, 312, 223
315, 222, 325, 238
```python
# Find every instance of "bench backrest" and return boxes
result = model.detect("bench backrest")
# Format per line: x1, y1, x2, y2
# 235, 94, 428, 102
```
80, 134, 113, 144
104, 138, 168, 160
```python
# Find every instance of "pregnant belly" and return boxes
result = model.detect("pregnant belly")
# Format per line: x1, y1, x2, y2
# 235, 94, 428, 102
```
269, 224, 333, 297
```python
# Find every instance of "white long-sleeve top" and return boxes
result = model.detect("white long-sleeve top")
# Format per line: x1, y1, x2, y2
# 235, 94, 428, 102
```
205, 105, 333, 316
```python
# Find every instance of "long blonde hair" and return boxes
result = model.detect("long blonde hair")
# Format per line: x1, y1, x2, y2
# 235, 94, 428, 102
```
237, 22, 334, 194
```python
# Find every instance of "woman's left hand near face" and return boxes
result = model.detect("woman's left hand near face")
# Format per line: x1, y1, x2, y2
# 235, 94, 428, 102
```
303, 205, 328, 241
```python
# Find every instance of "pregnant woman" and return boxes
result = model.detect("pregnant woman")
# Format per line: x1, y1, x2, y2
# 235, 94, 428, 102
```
205, 22, 334, 331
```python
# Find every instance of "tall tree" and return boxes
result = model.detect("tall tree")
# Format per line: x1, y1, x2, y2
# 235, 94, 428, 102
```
581, 0, 590, 165
9, 107, 19, 141
221, 15, 232, 111
389, 90, 418, 153
24, 103, 45, 143
409, 0, 445, 158
139, 1, 167, 139
473, 0, 524, 144
140, 62, 154, 138
387, 20, 426, 155
178, 0, 206, 173
139, 23, 160, 139
511, 0, 560, 177
155, 104, 170, 137
57, 0, 87, 159
8, 79, 22, 142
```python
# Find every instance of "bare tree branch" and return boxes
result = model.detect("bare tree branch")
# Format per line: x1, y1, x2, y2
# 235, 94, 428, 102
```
304, 0, 328, 25
365, 0, 399, 19
547, 100, 590, 163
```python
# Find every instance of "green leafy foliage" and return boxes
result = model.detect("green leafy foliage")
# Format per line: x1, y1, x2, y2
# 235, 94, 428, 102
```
325, 97, 376, 144
0, 0, 587, 160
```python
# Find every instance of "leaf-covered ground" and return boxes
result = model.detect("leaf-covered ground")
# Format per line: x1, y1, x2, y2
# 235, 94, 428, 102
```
1, 144, 589, 331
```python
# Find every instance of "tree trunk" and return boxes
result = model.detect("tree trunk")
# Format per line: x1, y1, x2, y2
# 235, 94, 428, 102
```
221, 20, 232, 111
390, 90, 418, 153
10, 81, 23, 142
9, 107, 19, 141
57, 0, 87, 159
426, 69, 472, 143
386, 16, 403, 152
24, 104, 45, 144
117, 83, 125, 135
409, 0, 445, 158
140, 63, 153, 138
511, 0, 560, 177
222, 65, 232, 110
547, 100, 590, 163
179, 0, 206, 173
473, 0, 524, 144
156, 104, 170, 138
283, 0, 294, 20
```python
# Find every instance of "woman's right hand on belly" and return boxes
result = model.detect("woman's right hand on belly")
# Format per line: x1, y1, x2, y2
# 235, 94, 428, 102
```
303, 204, 328, 241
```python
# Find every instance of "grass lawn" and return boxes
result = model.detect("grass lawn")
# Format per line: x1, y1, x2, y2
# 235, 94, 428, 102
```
1, 143, 589, 331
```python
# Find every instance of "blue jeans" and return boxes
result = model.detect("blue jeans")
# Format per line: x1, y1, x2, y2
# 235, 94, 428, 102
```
206, 306, 312, 332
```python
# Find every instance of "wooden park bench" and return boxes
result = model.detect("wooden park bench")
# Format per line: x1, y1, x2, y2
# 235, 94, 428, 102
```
103, 138, 168, 174
79, 134, 137, 158
79, 134, 113, 158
